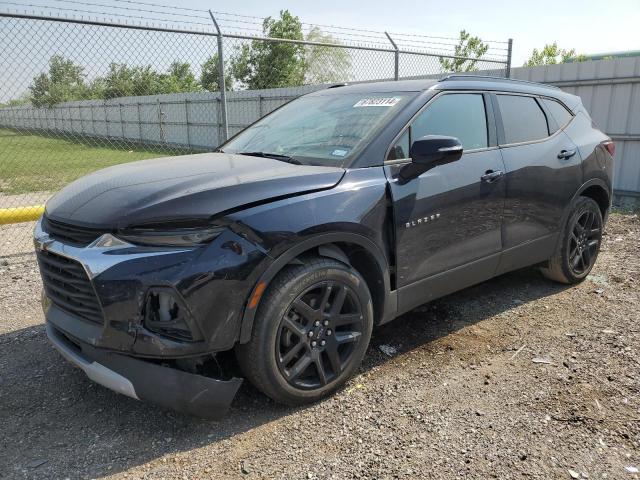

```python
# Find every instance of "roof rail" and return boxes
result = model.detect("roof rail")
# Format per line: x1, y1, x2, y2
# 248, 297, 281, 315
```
327, 83, 349, 89
439, 74, 561, 90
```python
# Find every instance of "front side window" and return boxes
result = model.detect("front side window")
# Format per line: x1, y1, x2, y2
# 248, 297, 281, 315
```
411, 93, 488, 150
497, 94, 549, 144
223, 92, 414, 167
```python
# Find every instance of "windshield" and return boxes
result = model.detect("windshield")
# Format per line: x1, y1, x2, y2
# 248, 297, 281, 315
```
222, 92, 415, 167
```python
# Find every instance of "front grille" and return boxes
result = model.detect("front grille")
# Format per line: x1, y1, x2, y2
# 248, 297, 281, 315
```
42, 216, 106, 247
37, 250, 104, 325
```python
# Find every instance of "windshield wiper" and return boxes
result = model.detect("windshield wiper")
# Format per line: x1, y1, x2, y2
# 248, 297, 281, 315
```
236, 151, 302, 165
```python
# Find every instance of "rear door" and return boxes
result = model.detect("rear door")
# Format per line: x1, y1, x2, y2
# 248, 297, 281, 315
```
493, 93, 582, 271
385, 91, 506, 289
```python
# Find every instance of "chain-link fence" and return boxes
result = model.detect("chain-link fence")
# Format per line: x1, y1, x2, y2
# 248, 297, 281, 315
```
0, 5, 511, 255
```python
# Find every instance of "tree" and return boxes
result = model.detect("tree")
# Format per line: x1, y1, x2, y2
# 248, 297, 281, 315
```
523, 43, 586, 66
439, 30, 489, 72
29, 55, 89, 107
304, 26, 352, 84
200, 54, 232, 91
230, 10, 306, 89
161, 62, 200, 93
0, 93, 31, 107
101, 63, 162, 99
99, 62, 200, 99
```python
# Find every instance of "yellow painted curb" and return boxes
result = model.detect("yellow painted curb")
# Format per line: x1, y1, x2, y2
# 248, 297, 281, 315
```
0, 205, 45, 225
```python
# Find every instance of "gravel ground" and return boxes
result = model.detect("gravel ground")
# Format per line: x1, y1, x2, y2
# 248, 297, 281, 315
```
0, 212, 638, 480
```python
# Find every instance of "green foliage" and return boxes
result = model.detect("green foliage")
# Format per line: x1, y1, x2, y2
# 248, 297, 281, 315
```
523, 43, 585, 66
162, 62, 200, 93
0, 94, 31, 107
230, 10, 307, 89
304, 26, 352, 84
29, 55, 91, 107
101, 64, 163, 99
439, 30, 489, 72
200, 53, 232, 92
22, 11, 358, 106
28, 58, 202, 104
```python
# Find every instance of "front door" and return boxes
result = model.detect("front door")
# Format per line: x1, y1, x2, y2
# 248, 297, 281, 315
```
385, 92, 506, 290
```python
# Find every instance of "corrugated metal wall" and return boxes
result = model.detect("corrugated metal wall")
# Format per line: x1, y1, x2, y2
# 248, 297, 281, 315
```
512, 58, 640, 205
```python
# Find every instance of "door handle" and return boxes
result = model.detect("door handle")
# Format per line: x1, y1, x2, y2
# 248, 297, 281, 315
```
481, 170, 504, 183
558, 148, 577, 160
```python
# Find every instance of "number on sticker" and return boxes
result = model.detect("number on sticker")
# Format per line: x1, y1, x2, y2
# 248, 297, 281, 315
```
353, 97, 400, 107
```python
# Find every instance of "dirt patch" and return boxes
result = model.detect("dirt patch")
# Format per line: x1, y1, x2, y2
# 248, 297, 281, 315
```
0, 213, 638, 479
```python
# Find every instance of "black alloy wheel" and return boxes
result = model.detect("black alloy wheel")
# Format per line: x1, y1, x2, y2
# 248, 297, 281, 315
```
276, 281, 364, 390
235, 256, 373, 405
567, 209, 602, 276
541, 196, 604, 284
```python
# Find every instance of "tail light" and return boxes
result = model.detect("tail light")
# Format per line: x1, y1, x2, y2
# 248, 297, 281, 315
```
604, 141, 615, 157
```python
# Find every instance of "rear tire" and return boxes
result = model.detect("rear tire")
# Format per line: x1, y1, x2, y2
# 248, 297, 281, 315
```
236, 256, 373, 406
541, 196, 603, 284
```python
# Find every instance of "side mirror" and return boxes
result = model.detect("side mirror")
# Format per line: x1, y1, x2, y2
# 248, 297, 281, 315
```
399, 135, 463, 181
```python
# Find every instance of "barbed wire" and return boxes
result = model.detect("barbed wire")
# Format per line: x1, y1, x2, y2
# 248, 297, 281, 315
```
0, 2, 212, 26
47, 0, 211, 20
0, 0, 510, 57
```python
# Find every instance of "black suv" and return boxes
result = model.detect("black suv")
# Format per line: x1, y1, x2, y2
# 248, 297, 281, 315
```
35, 75, 615, 418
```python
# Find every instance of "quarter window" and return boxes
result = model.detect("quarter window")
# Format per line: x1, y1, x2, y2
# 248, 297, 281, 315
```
542, 98, 573, 132
497, 94, 549, 144
387, 130, 410, 160
411, 93, 488, 150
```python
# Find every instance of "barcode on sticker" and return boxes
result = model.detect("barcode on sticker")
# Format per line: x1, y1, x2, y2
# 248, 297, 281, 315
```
353, 97, 400, 107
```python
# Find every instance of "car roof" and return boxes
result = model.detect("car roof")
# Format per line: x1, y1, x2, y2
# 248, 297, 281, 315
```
308, 79, 439, 94
309, 75, 580, 108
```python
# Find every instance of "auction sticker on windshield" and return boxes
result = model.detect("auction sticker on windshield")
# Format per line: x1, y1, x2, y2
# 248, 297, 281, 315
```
353, 97, 401, 107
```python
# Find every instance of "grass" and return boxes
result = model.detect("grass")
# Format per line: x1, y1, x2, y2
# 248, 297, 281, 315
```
0, 129, 198, 195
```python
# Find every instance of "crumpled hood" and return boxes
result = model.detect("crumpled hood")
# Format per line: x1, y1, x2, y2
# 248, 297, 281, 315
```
45, 152, 345, 228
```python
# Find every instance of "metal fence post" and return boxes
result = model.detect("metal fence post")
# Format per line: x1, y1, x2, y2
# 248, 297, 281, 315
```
385, 32, 399, 80
136, 101, 142, 141
506, 38, 513, 78
104, 102, 109, 137
185, 98, 191, 148
209, 10, 229, 143
119, 102, 125, 139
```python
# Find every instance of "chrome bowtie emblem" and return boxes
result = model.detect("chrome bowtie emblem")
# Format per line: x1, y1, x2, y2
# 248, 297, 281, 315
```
405, 213, 441, 229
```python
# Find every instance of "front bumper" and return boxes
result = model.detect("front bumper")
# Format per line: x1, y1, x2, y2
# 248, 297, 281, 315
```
34, 216, 268, 356
47, 323, 242, 419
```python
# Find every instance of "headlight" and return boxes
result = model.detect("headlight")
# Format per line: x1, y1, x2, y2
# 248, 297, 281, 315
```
117, 225, 225, 247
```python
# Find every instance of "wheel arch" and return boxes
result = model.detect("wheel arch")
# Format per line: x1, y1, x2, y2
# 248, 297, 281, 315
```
238, 233, 395, 344
578, 180, 611, 221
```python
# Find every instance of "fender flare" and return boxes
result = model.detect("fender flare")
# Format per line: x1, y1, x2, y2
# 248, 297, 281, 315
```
571, 178, 612, 219
553, 178, 612, 251
574, 177, 611, 202
238, 232, 394, 344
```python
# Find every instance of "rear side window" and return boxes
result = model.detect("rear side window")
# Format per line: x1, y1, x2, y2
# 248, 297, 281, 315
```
542, 98, 573, 132
411, 93, 488, 150
497, 95, 549, 144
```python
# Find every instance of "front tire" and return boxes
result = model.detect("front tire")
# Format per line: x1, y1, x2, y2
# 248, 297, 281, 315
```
541, 196, 603, 284
236, 256, 373, 406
